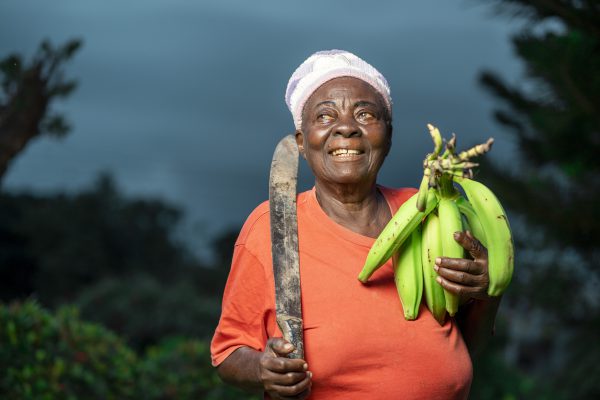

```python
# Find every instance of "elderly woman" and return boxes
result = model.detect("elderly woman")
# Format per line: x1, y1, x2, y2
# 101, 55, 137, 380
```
211, 50, 500, 399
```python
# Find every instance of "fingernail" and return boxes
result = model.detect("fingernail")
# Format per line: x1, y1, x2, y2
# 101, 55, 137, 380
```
454, 231, 461, 239
303, 363, 308, 370
284, 343, 293, 350
433, 265, 439, 271
436, 277, 443, 284
308, 371, 313, 378
435, 257, 441, 265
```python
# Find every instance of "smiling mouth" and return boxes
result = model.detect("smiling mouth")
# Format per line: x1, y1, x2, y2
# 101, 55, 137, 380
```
329, 148, 364, 158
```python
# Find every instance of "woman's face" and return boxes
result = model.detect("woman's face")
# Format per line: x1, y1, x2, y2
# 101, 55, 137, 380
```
296, 76, 392, 187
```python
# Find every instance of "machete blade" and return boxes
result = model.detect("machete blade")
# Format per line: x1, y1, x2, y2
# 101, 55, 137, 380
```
269, 134, 304, 359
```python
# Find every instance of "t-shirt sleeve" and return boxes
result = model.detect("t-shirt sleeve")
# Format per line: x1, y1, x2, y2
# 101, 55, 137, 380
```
210, 243, 269, 366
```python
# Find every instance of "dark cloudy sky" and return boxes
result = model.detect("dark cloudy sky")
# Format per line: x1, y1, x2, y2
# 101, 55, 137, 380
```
0, 0, 524, 256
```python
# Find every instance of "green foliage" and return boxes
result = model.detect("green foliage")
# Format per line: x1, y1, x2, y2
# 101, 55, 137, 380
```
138, 337, 260, 400
476, 0, 600, 398
0, 300, 137, 399
0, 301, 259, 400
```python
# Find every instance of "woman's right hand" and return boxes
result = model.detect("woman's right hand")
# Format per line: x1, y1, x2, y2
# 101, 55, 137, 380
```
258, 338, 312, 399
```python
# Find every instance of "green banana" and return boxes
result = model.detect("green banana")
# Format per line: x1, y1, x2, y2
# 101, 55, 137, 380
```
358, 189, 438, 283
455, 195, 487, 247
393, 225, 423, 320
455, 178, 514, 296
437, 198, 463, 316
421, 213, 447, 325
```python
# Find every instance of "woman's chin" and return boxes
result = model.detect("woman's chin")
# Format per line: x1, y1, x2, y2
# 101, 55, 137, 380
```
323, 170, 372, 186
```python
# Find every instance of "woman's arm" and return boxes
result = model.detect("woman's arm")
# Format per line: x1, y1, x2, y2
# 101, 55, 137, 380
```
433, 230, 502, 358
217, 339, 312, 400
217, 347, 264, 393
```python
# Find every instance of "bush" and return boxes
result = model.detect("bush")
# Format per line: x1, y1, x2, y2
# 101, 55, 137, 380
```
138, 337, 260, 400
0, 300, 260, 400
76, 274, 221, 350
0, 301, 137, 399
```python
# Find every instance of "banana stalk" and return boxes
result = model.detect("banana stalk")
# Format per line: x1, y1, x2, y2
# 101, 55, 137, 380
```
361, 124, 513, 322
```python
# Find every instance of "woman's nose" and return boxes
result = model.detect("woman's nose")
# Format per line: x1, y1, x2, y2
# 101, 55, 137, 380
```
334, 115, 361, 138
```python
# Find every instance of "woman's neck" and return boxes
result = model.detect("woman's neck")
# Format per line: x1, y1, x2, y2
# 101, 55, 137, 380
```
314, 181, 391, 238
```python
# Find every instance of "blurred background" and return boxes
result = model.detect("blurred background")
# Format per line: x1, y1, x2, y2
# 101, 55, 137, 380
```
0, 0, 597, 399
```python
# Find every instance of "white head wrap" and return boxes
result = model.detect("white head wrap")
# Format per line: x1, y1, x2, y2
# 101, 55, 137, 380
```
285, 49, 392, 130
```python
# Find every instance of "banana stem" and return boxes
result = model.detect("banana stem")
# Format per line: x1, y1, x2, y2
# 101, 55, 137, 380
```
421, 125, 493, 193
438, 173, 458, 199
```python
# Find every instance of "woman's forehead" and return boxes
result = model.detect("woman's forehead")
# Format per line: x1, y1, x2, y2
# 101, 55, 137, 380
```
307, 77, 385, 107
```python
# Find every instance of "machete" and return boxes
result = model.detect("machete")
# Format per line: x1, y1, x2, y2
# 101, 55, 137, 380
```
269, 134, 304, 359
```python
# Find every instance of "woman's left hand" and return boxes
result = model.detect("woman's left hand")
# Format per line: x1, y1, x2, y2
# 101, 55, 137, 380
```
434, 230, 490, 303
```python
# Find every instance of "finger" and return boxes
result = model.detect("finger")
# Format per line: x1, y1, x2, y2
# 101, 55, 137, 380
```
436, 275, 486, 299
434, 265, 482, 286
280, 386, 312, 400
453, 231, 487, 260
273, 386, 311, 400
262, 356, 308, 374
269, 372, 312, 398
267, 338, 295, 357
265, 370, 308, 386
435, 257, 483, 274
294, 386, 312, 400
436, 276, 487, 299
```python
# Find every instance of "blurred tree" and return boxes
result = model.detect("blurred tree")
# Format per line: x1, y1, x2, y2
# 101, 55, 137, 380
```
76, 274, 221, 350
197, 227, 240, 295
0, 173, 241, 349
0, 173, 197, 305
476, 1, 599, 398
0, 39, 81, 181
211, 228, 240, 269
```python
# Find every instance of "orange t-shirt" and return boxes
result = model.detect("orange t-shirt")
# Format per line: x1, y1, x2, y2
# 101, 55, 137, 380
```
211, 186, 473, 399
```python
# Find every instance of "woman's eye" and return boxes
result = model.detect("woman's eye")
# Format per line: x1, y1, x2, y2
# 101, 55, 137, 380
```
357, 111, 375, 122
317, 114, 334, 123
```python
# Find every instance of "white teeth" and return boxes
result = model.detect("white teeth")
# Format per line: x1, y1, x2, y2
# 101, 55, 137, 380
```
331, 149, 361, 156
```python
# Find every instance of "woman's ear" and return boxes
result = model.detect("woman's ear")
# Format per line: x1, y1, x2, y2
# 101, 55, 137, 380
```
295, 129, 306, 159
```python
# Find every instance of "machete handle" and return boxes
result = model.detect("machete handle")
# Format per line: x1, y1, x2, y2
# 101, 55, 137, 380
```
276, 314, 304, 359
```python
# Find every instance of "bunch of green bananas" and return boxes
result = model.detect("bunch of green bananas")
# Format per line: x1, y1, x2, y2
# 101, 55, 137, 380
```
358, 124, 514, 325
